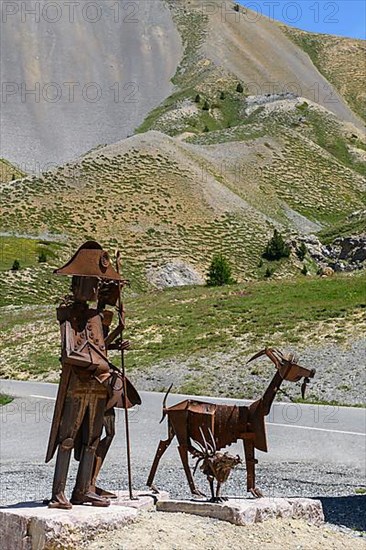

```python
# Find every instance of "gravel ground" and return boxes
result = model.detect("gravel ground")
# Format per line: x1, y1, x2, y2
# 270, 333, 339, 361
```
1, 461, 365, 536
85, 512, 366, 550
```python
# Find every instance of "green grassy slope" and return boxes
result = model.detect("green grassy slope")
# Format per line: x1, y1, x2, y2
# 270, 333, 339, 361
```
1, 274, 365, 404
1, 96, 365, 306
284, 27, 366, 122
0, 159, 25, 182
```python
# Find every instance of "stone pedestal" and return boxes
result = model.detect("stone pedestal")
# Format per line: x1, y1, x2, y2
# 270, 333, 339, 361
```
156, 497, 324, 526
0, 504, 137, 550
0, 491, 168, 550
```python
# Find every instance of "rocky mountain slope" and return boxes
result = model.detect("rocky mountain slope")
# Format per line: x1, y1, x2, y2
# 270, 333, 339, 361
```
0, 0, 365, 302
0, 0, 182, 168
1, 101, 364, 300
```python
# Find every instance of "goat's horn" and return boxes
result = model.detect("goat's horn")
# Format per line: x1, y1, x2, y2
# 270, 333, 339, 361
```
192, 439, 206, 454
208, 428, 217, 453
199, 427, 214, 455
247, 348, 267, 364
193, 457, 203, 476
199, 427, 209, 454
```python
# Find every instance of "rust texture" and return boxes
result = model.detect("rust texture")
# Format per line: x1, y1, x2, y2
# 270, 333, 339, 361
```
191, 428, 241, 502
147, 348, 315, 499
45, 241, 141, 510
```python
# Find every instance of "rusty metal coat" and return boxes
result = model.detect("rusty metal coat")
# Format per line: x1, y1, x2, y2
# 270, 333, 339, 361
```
46, 303, 111, 462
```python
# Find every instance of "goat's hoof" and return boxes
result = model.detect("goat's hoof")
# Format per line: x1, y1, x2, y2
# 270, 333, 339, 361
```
149, 484, 160, 494
192, 490, 206, 498
210, 497, 227, 503
250, 487, 264, 498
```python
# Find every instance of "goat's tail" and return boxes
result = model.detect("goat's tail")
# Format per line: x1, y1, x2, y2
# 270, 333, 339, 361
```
160, 383, 173, 423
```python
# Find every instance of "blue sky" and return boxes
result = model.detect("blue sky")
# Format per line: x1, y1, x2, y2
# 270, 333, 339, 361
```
240, 1, 366, 39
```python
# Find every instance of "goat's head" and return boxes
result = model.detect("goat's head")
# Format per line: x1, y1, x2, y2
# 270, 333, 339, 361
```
220, 452, 242, 468
248, 348, 315, 398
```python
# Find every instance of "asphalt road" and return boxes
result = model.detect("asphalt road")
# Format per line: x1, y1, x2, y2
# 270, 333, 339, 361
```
1, 379, 365, 534
1, 379, 365, 469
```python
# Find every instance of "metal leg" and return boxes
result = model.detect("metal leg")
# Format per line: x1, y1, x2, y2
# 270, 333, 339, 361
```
146, 433, 174, 489
71, 396, 110, 507
90, 411, 116, 497
49, 438, 73, 509
209, 477, 215, 501
244, 439, 263, 498
178, 445, 204, 497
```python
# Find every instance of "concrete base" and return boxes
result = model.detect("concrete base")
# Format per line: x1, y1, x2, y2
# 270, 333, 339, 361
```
0, 503, 137, 550
156, 497, 325, 526
0, 491, 168, 550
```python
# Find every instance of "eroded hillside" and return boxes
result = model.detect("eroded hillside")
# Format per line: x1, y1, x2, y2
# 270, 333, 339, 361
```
1, 100, 365, 306
0, 0, 182, 168
0, 0, 365, 306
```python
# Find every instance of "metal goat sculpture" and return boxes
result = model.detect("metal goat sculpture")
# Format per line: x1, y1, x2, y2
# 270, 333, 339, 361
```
147, 348, 315, 499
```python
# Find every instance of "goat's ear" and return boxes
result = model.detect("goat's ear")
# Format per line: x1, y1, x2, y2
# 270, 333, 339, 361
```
247, 348, 268, 364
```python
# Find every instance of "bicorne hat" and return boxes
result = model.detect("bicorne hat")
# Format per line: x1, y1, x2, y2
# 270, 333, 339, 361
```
54, 241, 121, 280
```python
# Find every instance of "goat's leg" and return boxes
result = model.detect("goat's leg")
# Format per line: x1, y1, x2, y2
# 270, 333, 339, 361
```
244, 439, 263, 498
209, 477, 215, 502
216, 481, 227, 502
217, 481, 229, 502
178, 445, 205, 497
146, 431, 174, 492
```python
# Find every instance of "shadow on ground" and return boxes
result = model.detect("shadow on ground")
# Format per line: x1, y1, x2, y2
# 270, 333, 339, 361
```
0, 501, 46, 509
318, 495, 366, 532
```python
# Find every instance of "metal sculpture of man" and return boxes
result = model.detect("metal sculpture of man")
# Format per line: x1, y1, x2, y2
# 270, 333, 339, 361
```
45, 241, 141, 510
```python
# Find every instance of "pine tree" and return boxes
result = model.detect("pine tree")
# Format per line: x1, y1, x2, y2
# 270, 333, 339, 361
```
38, 251, 47, 263
296, 242, 307, 261
202, 100, 210, 111
206, 254, 235, 286
263, 229, 290, 261
194, 94, 201, 103
236, 82, 244, 93
11, 259, 20, 271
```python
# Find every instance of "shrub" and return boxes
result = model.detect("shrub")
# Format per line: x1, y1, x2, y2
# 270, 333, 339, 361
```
11, 260, 20, 271
263, 229, 290, 261
206, 254, 235, 286
203, 125, 209, 133
296, 242, 307, 261
38, 251, 47, 263
234, 3, 240, 12
194, 94, 201, 103
202, 100, 210, 111
236, 82, 244, 93
301, 264, 308, 276
220, 91, 226, 100
265, 266, 273, 278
